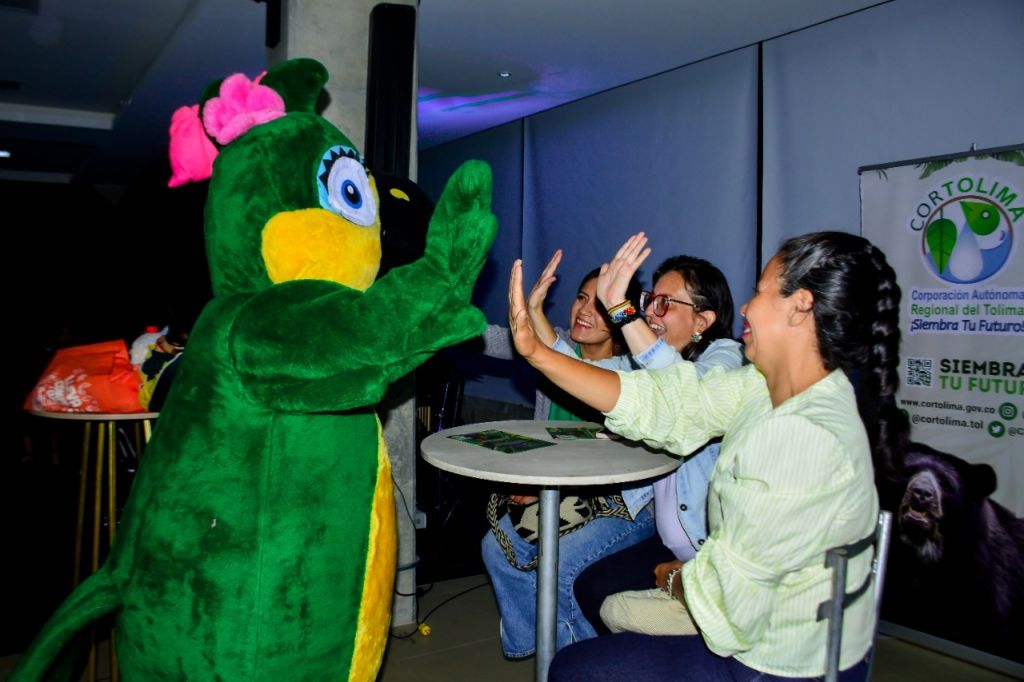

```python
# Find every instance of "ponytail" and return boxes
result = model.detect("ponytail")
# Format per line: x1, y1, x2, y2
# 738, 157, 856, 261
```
776, 231, 909, 488
859, 243, 908, 488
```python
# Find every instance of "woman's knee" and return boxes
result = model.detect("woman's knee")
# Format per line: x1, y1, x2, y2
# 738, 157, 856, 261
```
562, 516, 653, 571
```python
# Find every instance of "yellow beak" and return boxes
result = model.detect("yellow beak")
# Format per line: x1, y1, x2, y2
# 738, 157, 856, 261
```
261, 208, 382, 291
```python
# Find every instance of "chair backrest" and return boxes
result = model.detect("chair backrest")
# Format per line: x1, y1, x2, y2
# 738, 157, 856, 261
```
818, 509, 893, 682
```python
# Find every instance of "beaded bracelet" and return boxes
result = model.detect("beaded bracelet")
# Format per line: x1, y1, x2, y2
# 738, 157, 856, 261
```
663, 566, 682, 598
606, 300, 641, 327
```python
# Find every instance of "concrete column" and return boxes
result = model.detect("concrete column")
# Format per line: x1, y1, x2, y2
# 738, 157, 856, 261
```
269, 0, 417, 171
272, 0, 420, 631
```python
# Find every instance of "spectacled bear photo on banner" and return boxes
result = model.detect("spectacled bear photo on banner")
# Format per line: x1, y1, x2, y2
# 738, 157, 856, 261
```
860, 144, 1024, 667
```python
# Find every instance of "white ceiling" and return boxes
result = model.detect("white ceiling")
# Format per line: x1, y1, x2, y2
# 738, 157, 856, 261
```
0, 0, 887, 185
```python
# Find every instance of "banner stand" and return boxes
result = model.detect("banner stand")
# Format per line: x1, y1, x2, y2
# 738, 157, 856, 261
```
861, 143, 1024, 671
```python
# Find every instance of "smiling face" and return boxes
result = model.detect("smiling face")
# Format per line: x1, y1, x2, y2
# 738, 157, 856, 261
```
645, 271, 711, 353
569, 276, 614, 358
740, 256, 792, 370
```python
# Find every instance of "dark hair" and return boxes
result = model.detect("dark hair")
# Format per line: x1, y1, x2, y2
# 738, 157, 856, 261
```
775, 230, 908, 485
652, 256, 735, 362
577, 266, 641, 356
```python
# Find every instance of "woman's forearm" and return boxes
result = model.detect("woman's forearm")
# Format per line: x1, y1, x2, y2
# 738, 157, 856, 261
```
619, 318, 659, 356
510, 258, 621, 413
527, 342, 622, 413
528, 308, 558, 347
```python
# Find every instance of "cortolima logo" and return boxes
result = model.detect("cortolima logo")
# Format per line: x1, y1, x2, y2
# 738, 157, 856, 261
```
912, 177, 1019, 284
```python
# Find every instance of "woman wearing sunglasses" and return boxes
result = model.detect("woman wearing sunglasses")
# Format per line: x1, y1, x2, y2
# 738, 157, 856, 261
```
573, 233, 744, 637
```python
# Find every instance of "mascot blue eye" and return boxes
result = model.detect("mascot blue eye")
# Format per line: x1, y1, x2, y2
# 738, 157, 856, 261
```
317, 145, 376, 226
341, 180, 363, 209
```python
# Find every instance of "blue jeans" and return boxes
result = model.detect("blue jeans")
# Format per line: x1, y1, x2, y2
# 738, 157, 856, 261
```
481, 504, 655, 658
549, 632, 870, 681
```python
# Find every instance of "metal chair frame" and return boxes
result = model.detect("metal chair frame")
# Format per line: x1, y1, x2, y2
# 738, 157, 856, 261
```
818, 509, 893, 682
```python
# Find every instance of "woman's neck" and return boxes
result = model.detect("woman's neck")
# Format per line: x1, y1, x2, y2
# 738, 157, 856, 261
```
763, 357, 830, 407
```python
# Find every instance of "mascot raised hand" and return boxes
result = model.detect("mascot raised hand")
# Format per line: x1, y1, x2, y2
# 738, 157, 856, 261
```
12, 58, 497, 681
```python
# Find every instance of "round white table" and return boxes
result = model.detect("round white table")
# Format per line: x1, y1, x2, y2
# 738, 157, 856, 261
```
421, 419, 680, 681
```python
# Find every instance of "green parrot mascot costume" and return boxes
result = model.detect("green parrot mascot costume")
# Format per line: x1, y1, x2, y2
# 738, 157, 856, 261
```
11, 58, 497, 681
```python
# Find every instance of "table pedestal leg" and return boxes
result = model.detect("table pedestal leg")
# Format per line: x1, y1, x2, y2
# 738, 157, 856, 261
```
72, 421, 91, 588
77, 420, 120, 682
536, 486, 560, 682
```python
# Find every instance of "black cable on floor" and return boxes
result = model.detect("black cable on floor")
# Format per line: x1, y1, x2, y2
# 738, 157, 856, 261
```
394, 582, 433, 598
390, 579, 491, 640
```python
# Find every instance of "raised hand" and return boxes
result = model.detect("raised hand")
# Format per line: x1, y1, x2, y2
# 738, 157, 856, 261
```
528, 249, 562, 314
425, 160, 498, 294
597, 232, 652, 308
526, 250, 562, 347
509, 259, 623, 412
508, 259, 542, 360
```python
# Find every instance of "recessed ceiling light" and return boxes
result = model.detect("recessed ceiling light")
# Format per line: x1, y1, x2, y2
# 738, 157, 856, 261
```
497, 71, 511, 79
0, 150, 11, 159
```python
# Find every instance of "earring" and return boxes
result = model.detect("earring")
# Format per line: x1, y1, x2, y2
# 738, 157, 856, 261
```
691, 332, 702, 343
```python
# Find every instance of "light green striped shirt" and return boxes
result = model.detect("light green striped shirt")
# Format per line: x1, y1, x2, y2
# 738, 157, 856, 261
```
606, 363, 878, 677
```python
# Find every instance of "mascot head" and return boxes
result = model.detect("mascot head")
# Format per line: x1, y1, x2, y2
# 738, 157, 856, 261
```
169, 58, 381, 297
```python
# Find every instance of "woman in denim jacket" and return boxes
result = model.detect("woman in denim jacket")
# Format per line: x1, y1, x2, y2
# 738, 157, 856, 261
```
573, 233, 743, 634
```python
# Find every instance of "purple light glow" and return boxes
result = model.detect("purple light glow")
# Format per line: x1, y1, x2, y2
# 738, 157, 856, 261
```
417, 81, 593, 148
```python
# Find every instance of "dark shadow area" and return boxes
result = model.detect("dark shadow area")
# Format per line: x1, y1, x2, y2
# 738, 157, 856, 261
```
0, 165, 210, 657
413, 351, 533, 586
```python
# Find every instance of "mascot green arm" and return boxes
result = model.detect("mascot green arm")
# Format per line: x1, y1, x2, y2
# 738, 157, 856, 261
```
231, 160, 497, 412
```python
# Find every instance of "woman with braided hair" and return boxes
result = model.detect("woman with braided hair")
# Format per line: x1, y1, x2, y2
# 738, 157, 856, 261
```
507, 230, 907, 681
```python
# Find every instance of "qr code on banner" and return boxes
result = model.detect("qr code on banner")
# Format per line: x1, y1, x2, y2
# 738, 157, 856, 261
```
906, 357, 933, 387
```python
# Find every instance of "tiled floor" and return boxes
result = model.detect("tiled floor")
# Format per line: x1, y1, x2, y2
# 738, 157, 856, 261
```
0, 573, 1019, 681
377, 575, 1020, 682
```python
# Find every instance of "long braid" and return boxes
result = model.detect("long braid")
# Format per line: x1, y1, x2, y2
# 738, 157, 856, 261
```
861, 243, 909, 489
777, 232, 910, 492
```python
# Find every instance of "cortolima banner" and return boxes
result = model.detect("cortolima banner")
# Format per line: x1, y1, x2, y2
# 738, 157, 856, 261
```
860, 144, 1024, 667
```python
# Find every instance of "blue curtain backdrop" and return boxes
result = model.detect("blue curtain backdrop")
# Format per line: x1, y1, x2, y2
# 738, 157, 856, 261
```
761, 0, 1024, 250
421, 48, 758, 405
419, 0, 1024, 407
521, 47, 758, 337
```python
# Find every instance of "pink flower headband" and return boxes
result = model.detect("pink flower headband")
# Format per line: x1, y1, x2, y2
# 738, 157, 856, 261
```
168, 71, 286, 188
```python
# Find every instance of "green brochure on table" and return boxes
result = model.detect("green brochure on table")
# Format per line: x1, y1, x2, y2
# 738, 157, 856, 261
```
447, 429, 555, 453
545, 426, 602, 440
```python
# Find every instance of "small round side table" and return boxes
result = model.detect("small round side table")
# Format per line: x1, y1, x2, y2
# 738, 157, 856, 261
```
28, 410, 158, 682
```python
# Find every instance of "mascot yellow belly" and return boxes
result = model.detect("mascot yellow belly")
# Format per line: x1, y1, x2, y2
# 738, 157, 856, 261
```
351, 426, 396, 682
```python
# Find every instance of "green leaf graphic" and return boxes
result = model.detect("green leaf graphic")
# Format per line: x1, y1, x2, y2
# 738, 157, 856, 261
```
926, 218, 957, 272
961, 200, 1000, 236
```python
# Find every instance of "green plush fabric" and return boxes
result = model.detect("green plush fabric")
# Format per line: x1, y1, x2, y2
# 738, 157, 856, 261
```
11, 58, 497, 681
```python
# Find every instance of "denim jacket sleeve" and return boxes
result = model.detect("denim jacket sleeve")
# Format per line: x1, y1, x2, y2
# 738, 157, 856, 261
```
620, 338, 743, 523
